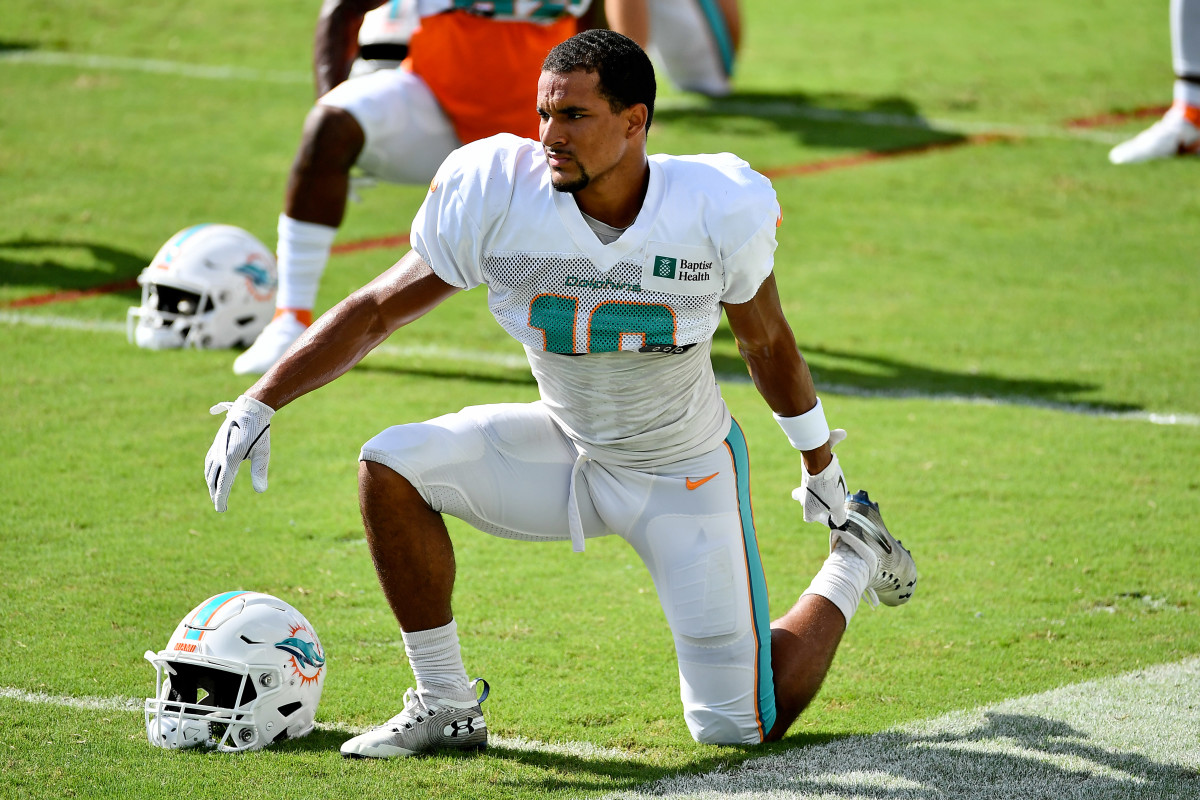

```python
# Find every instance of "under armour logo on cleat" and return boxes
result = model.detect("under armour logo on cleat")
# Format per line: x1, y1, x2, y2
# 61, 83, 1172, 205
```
447, 719, 476, 737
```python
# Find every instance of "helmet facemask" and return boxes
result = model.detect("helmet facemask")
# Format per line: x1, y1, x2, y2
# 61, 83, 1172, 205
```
128, 280, 218, 350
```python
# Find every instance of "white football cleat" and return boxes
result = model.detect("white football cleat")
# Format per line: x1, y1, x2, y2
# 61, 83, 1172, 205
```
233, 311, 308, 375
832, 490, 917, 607
1108, 105, 1200, 165
341, 679, 489, 759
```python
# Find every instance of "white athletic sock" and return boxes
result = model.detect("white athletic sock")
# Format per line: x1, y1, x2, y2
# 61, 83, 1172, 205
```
801, 540, 874, 627
275, 214, 338, 311
402, 619, 474, 702
1174, 79, 1200, 110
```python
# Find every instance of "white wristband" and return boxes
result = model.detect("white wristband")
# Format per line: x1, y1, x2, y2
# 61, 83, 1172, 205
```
774, 398, 830, 451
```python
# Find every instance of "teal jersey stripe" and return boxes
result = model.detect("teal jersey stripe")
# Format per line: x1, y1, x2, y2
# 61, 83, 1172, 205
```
694, 0, 735, 77
725, 418, 776, 737
184, 590, 247, 639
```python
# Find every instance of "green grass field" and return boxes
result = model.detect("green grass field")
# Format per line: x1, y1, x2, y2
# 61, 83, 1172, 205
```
2, 1, 1199, 798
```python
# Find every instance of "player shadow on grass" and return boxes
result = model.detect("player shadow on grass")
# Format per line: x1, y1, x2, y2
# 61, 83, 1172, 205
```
708, 336, 1142, 415
682, 712, 1200, 799
0, 238, 146, 298
654, 90, 966, 155
355, 339, 1139, 415
276, 713, 1197, 797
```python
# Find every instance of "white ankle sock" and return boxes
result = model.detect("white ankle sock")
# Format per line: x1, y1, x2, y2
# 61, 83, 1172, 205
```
1175, 79, 1200, 111
402, 619, 473, 701
801, 541, 873, 626
276, 214, 338, 311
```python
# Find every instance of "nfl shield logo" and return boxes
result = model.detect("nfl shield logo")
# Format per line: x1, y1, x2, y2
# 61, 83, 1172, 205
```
653, 256, 677, 279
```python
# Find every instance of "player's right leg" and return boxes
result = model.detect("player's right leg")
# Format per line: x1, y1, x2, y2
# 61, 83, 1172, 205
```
1109, 0, 1200, 164
234, 69, 460, 375
341, 402, 590, 758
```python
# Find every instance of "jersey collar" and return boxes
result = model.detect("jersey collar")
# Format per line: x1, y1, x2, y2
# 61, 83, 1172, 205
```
550, 159, 664, 273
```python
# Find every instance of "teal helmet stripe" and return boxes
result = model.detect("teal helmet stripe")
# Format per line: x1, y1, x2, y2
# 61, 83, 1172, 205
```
184, 590, 249, 640
163, 224, 211, 264
694, 0, 735, 77
724, 417, 776, 738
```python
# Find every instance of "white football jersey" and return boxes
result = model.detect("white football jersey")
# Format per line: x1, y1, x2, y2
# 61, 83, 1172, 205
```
412, 134, 780, 466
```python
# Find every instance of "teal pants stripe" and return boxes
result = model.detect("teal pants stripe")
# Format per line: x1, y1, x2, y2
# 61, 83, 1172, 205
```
694, 0, 736, 77
725, 418, 776, 737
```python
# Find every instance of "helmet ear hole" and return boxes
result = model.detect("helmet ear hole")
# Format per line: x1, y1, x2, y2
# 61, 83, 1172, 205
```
277, 701, 303, 718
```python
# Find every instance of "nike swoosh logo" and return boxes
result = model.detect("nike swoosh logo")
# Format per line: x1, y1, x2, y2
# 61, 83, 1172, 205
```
686, 473, 719, 490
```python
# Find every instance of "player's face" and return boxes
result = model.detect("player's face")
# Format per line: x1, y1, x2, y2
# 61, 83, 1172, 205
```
537, 69, 640, 194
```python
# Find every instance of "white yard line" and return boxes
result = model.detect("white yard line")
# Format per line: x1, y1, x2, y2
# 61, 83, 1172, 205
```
1, 50, 1125, 143
606, 658, 1200, 800
0, 50, 309, 84
3, 311, 1198, 427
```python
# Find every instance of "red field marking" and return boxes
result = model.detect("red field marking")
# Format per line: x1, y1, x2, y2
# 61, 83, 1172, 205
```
3, 277, 139, 309
330, 232, 410, 255
1065, 105, 1170, 129
760, 134, 1008, 180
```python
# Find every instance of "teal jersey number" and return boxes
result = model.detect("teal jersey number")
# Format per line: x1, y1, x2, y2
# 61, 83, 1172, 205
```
530, 294, 676, 353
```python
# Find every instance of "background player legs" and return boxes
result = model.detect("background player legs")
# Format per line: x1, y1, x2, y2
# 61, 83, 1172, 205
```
1109, 0, 1200, 163
286, 105, 365, 230
233, 106, 366, 375
234, 105, 362, 376
1173, 0, 1200, 106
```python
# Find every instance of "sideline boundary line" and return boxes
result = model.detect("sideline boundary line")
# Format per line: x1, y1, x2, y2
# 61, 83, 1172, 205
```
2, 310, 1198, 427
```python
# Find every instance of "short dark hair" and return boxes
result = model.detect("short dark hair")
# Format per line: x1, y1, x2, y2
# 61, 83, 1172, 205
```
542, 29, 656, 130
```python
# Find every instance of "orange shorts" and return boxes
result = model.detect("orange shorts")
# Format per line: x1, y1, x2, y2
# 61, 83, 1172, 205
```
405, 11, 578, 144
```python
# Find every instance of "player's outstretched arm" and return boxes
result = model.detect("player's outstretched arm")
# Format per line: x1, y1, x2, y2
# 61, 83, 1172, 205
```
204, 250, 459, 512
723, 273, 847, 527
247, 249, 459, 412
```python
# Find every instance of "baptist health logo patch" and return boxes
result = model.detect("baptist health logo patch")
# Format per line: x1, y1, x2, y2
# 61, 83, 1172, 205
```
653, 255, 677, 279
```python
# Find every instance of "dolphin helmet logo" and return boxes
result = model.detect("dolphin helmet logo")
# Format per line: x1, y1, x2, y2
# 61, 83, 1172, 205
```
275, 623, 325, 685
235, 258, 277, 302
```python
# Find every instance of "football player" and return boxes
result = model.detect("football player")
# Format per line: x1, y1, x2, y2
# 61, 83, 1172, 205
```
206, 30, 917, 756
234, 0, 595, 376
1109, 0, 1200, 163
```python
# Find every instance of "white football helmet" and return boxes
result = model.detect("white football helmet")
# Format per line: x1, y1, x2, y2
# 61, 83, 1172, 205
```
144, 591, 325, 752
127, 224, 277, 350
